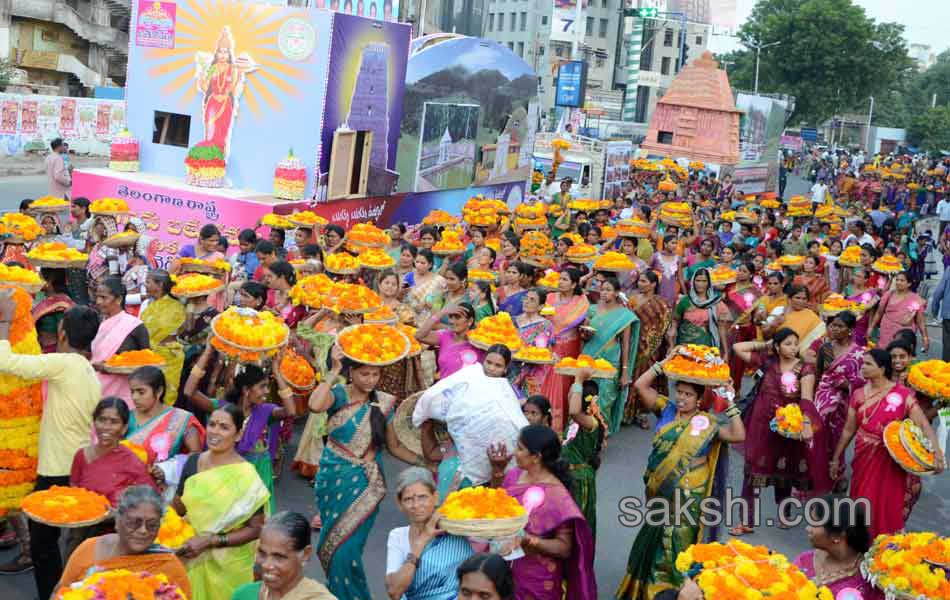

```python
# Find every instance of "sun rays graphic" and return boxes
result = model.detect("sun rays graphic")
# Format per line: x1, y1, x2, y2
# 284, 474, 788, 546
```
142, 0, 309, 118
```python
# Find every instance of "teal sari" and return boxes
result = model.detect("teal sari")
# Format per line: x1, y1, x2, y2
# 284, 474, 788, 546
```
315, 385, 396, 600
582, 305, 640, 435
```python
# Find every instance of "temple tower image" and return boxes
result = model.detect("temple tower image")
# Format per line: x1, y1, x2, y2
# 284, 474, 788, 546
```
346, 42, 391, 169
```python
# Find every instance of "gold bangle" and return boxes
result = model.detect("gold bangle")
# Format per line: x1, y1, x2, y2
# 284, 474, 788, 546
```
278, 387, 294, 401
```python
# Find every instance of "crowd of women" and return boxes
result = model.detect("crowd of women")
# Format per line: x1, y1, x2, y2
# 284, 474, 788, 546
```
0, 149, 946, 600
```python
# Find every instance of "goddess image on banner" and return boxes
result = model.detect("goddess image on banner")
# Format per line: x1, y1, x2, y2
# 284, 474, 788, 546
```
194, 26, 257, 161
0, 100, 18, 134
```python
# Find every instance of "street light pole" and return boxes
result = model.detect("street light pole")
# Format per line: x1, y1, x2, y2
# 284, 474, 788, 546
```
746, 39, 780, 95
865, 95, 874, 152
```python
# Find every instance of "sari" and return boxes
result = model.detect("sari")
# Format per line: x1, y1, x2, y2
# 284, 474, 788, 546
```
511, 317, 554, 399
182, 461, 270, 600
59, 536, 191, 598
539, 293, 590, 434
86, 216, 119, 282
315, 385, 397, 600
232, 578, 336, 600
128, 407, 204, 462
721, 283, 762, 392
756, 293, 788, 339
793, 551, 883, 600
783, 308, 826, 357
32, 293, 74, 353
497, 287, 528, 317
436, 329, 484, 379
801, 342, 865, 497
794, 274, 830, 305
91, 310, 145, 406
561, 423, 603, 539
176, 306, 219, 410
877, 291, 925, 348
844, 286, 878, 346
404, 272, 445, 323
849, 383, 921, 537
582, 305, 640, 435
617, 401, 722, 599
291, 323, 335, 479
624, 294, 672, 425
673, 270, 723, 348
650, 253, 679, 305
140, 295, 186, 406
503, 469, 597, 600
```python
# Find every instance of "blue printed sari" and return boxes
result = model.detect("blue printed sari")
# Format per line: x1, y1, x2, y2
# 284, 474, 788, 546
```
582, 305, 640, 435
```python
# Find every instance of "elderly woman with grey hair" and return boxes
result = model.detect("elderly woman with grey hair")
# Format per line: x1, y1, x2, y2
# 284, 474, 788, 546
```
385, 467, 474, 600
54, 485, 191, 597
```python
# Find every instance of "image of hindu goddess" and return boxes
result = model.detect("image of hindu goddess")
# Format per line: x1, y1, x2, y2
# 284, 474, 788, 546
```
197, 27, 254, 158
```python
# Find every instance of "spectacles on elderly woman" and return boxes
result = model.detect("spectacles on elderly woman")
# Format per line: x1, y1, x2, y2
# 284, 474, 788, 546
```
122, 515, 161, 533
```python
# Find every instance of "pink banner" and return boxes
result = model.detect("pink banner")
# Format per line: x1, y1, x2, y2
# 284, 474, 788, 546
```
59, 98, 76, 133
135, 0, 176, 49
781, 135, 803, 151
20, 101, 37, 134
96, 104, 111, 135
0, 100, 18, 134
72, 170, 301, 270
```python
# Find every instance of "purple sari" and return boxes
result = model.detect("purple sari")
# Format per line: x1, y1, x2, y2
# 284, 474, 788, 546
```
793, 551, 883, 600
503, 468, 597, 600
844, 286, 879, 347
236, 403, 280, 460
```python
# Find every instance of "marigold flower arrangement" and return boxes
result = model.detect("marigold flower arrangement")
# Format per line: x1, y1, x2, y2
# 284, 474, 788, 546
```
760, 199, 780, 209
689, 160, 705, 171
709, 265, 737, 286
57, 568, 187, 600
883, 421, 932, 474
565, 243, 597, 259
22, 486, 110, 523
171, 273, 224, 297
324, 252, 360, 273
179, 257, 231, 272
29, 196, 70, 209
593, 251, 635, 271
546, 203, 563, 217
468, 312, 522, 351
777, 255, 805, 267
567, 198, 601, 212
771, 404, 808, 439
212, 307, 289, 351
397, 324, 423, 356
555, 355, 615, 373
261, 213, 294, 230
347, 222, 390, 247
325, 282, 382, 314
338, 323, 409, 364
676, 540, 834, 600
550, 138, 571, 151
156, 509, 196, 550
616, 219, 651, 237
839, 245, 862, 267
89, 198, 129, 214
537, 270, 560, 289
279, 349, 317, 389
26, 242, 88, 263
663, 344, 730, 384
422, 209, 459, 226
736, 209, 758, 223
513, 346, 554, 363
287, 210, 328, 227
288, 273, 335, 307
439, 487, 526, 520
365, 304, 397, 323
520, 231, 554, 258
907, 359, 950, 404
901, 419, 936, 469
106, 349, 166, 368
0, 285, 41, 513
462, 197, 501, 226
814, 205, 834, 220
469, 269, 497, 282
872, 255, 904, 274
104, 231, 140, 246
432, 230, 465, 254
358, 247, 395, 269
862, 532, 950, 599
0, 264, 43, 289
820, 294, 864, 316
0, 213, 43, 241
514, 203, 546, 221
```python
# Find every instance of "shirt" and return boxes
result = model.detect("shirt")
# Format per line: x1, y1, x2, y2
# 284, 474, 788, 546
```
45, 153, 70, 199
931, 267, 950, 320
810, 182, 827, 204
938, 199, 950, 221
0, 341, 101, 477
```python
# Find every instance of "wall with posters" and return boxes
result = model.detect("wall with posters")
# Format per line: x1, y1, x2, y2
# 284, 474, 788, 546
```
0, 93, 125, 156
731, 92, 788, 194
603, 141, 632, 201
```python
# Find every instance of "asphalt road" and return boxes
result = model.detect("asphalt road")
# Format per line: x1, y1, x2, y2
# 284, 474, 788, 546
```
0, 176, 47, 214
1, 174, 949, 599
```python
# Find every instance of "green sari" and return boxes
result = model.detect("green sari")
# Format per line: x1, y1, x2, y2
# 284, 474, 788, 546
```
616, 400, 722, 600
183, 461, 270, 600
141, 295, 186, 405
582, 305, 640, 435
561, 424, 603, 539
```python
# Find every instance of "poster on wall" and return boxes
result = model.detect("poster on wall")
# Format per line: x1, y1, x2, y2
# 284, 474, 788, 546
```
603, 141, 632, 201
20, 101, 36, 134
0, 100, 19, 134
733, 92, 788, 194
96, 103, 111, 135
414, 102, 479, 192
59, 98, 77, 134
318, 13, 410, 197
135, 0, 176, 49
551, 0, 588, 43
397, 36, 539, 194
310, 0, 399, 21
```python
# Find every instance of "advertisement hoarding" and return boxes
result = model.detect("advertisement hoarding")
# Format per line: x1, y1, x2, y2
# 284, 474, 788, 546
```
555, 60, 587, 108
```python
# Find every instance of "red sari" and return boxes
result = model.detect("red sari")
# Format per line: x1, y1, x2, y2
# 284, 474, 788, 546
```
849, 383, 921, 537
722, 283, 761, 392
539, 293, 589, 433
203, 61, 237, 155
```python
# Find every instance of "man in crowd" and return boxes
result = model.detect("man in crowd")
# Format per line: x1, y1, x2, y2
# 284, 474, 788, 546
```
45, 138, 71, 200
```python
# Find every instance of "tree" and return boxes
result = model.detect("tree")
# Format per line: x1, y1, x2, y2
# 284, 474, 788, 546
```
720, 0, 913, 126
909, 106, 950, 153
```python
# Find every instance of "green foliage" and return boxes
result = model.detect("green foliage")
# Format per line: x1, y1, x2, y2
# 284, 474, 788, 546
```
909, 107, 950, 153
0, 60, 13, 91
722, 0, 913, 126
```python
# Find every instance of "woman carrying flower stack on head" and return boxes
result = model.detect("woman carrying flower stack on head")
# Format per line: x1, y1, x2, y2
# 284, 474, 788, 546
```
842, 267, 879, 346
717, 260, 763, 393
307, 344, 419, 600
415, 302, 485, 379
511, 289, 555, 398
831, 349, 944, 537
539, 268, 590, 434
868, 271, 928, 351
581, 276, 639, 435
32, 268, 75, 353
624, 270, 672, 429
263, 260, 307, 328
497, 262, 534, 318
126, 367, 204, 491
183, 342, 296, 514
374, 271, 426, 400
174, 274, 221, 413
487, 425, 597, 600
730, 329, 816, 535
138, 269, 186, 405
85, 213, 120, 285
753, 271, 789, 340
173, 403, 270, 600
766, 285, 826, 356
616, 350, 745, 600
55, 486, 191, 599
91, 276, 150, 406
560, 375, 606, 539
668, 268, 728, 358
794, 254, 831, 309
404, 248, 445, 324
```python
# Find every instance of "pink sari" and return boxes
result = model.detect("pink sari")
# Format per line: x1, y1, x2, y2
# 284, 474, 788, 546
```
877, 291, 925, 348
849, 383, 921, 537
793, 551, 883, 600
503, 469, 597, 600
91, 311, 143, 406
539, 293, 590, 433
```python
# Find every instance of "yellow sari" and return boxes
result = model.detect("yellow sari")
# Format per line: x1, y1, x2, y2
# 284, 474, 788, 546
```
141, 295, 186, 405
784, 308, 826, 356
